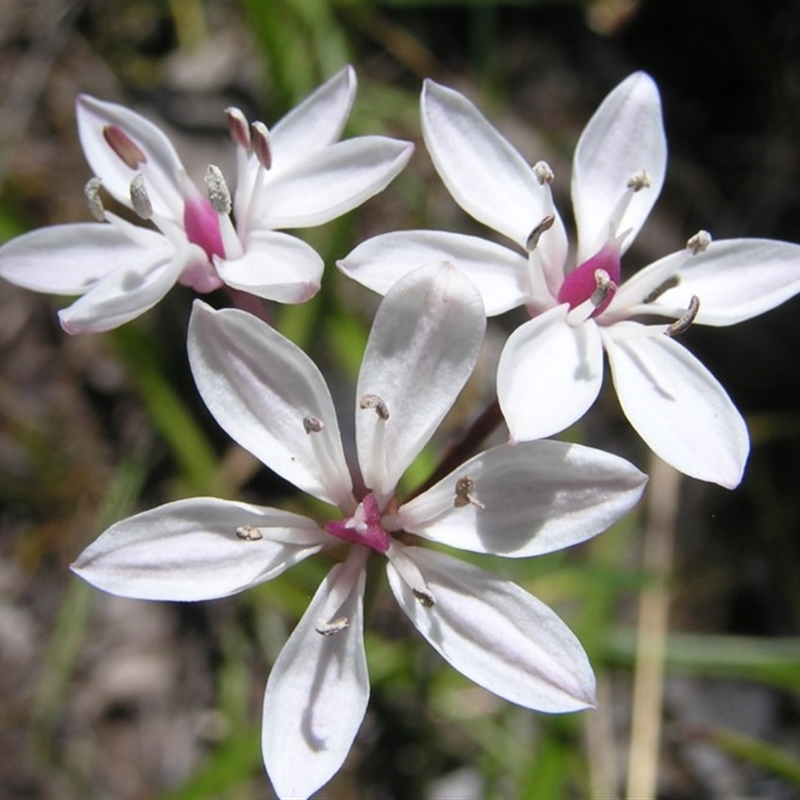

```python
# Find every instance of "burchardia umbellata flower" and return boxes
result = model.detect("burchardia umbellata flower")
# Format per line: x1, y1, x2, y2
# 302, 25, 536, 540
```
339, 73, 800, 488
0, 65, 413, 333
72, 264, 646, 799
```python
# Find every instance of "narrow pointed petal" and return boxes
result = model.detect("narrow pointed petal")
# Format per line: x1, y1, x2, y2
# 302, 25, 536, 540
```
396, 440, 646, 557
0, 222, 163, 295
645, 239, 800, 326
604, 322, 749, 487
497, 306, 604, 441
356, 264, 486, 503
77, 94, 186, 217
58, 243, 189, 334
188, 302, 354, 509
572, 73, 666, 261
387, 547, 596, 712
215, 230, 322, 303
270, 65, 357, 169
338, 229, 530, 316
255, 137, 414, 230
421, 79, 550, 251
263, 552, 369, 800
71, 498, 327, 601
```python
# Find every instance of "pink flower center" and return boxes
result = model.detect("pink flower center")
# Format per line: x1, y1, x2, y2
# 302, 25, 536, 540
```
183, 194, 226, 262
557, 241, 621, 317
324, 493, 391, 554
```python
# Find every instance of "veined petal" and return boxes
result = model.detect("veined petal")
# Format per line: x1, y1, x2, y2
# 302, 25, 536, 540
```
421, 79, 550, 251
254, 136, 414, 230
497, 306, 604, 441
604, 322, 749, 488
395, 440, 646, 557
0, 222, 163, 295
647, 239, 800, 326
263, 550, 369, 800
572, 73, 666, 262
338, 229, 530, 315
77, 94, 186, 218
356, 264, 486, 504
215, 230, 323, 304
71, 498, 326, 601
387, 547, 596, 712
58, 242, 188, 334
270, 65, 357, 171
188, 302, 354, 509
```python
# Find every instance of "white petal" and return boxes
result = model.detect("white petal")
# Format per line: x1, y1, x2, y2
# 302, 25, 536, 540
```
396, 440, 647, 557
338, 229, 530, 315
58, 243, 188, 334
255, 136, 414, 230
421, 79, 550, 250
572, 73, 667, 262
270, 65, 357, 170
604, 322, 749, 487
263, 552, 369, 800
387, 547, 596, 712
188, 302, 354, 509
497, 307, 604, 441
76, 94, 186, 218
356, 264, 486, 504
215, 230, 323, 303
71, 498, 326, 601
0, 222, 163, 295
647, 239, 800, 326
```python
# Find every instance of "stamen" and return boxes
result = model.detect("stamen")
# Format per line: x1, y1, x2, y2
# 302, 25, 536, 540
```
303, 415, 324, 433
103, 125, 147, 169
687, 230, 712, 254
359, 394, 389, 421
454, 476, 485, 509
84, 177, 106, 222
315, 616, 350, 636
251, 121, 272, 170
666, 295, 700, 337
526, 214, 555, 251
565, 267, 618, 326
626, 170, 652, 191
644, 274, 680, 304
129, 174, 153, 220
413, 589, 435, 608
225, 107, 251, 149
235, 525, 263, 541
204, 165, 232, 215
590, 269, 614, 306
532, 161, 554, 185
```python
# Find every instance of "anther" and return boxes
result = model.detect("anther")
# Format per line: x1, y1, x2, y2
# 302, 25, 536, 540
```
235, 525, 263, 541
359, 394, 389, 421
225, 107, 251, 150
454, 476, 485, 509
532, 161, 554, 185
205, 165, 232, 215
666, 295, 700, 337
687, 230, 712, 255
643, 274, 680, 304
84, 177, 106, 222
303, 415, 324, 434
526, 214, 555, 251
129, 174, 152, 220
627, 170, 652, 191
103, 125, 147, 169
251, 121, 272, 170
590, 269, 615, 307
315, 616, 350, 635
413, 588, 435, 608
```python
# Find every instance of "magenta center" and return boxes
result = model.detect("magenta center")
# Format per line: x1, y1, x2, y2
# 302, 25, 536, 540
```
556, 241, 621, 317
183, 195, 226, 262
324, 493, 391, 554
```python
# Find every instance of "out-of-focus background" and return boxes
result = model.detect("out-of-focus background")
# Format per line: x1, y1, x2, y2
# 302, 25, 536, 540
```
1, 1, 799, 798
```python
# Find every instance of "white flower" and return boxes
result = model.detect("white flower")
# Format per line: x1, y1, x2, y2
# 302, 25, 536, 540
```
72, 264, 647, 799
0, 66, 413, 333
339, 73, 800, 488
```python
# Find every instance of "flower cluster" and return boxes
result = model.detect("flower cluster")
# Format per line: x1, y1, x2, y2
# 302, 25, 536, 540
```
2, 66, 800, 798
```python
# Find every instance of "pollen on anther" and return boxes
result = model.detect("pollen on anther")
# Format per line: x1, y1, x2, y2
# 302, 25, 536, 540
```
533, 161, 554, 185
130, 174, 153, 220
315, 616, 350, 635
666, 295, 700, 337
235, 525, 263, 541
687, 230, 712, 255
84, 177, 106, 222
413, 588, 435, 608
627, 170, 652, 191
303, 415, 324, 434
360, 394, 389, 420
205, 165, 232, 214
454, 476, 485, 509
